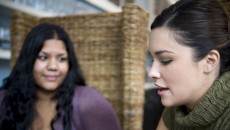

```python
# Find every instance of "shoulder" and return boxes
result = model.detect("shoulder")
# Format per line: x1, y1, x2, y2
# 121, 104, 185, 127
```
73, 86, 98, 96
72, 86, 111, 110
72, 86, 103, 102
71, 86, 121, 130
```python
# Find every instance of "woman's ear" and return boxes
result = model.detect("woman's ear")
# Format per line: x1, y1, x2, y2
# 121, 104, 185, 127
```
203, 50, 220, 73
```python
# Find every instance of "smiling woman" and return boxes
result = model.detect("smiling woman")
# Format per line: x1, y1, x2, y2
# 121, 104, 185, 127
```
148, 0, 230, 130
33, 39, 69, 92
0, 23, 121, 130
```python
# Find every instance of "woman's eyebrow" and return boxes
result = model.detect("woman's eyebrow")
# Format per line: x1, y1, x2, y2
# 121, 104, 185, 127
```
155, 50, 174, 55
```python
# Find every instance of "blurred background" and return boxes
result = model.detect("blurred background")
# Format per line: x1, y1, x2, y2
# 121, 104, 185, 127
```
0, 0, 174, 130
0, 0, 176, 86
1, 0, 229, 130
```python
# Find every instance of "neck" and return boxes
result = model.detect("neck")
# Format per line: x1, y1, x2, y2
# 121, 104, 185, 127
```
175, 71, 230, 127
36, 88, 57, 102
186, 72, 219, 110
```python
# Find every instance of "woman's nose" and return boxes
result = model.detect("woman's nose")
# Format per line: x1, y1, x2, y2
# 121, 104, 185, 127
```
148, 64, 161, 80
47, 58, 58, 71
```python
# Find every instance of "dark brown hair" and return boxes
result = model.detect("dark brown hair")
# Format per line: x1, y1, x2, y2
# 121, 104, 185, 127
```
151, 0, 230, 75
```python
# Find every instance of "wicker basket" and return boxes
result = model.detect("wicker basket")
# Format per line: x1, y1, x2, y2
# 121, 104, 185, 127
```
10, 3, 149, 130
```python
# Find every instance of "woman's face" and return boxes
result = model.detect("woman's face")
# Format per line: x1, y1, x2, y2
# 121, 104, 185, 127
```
148, 27, 208, 108
33, 39, 69, 92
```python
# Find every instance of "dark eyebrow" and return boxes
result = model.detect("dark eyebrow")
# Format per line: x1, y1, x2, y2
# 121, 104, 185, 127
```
39, 51, 68, 56
155, 50, 174, 55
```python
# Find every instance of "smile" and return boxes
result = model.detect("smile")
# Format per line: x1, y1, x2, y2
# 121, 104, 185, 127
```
44, 75, 59, 81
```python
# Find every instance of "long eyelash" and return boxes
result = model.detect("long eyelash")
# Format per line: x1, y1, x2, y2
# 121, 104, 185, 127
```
58, 57, 68, 62
161, 60, 172, 65
38, 55, 47, 60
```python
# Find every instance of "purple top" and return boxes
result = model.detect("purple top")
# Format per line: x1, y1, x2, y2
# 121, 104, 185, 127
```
0, 86, 121, 130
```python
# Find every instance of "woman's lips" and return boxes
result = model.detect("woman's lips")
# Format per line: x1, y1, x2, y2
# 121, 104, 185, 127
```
44, 75, 58, 81
154, 83, 167, 89
154, 83, 169, 96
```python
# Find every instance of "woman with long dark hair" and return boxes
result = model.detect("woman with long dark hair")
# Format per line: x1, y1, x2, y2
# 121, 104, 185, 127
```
148, 0, 230, 129
0, 23, 121, 130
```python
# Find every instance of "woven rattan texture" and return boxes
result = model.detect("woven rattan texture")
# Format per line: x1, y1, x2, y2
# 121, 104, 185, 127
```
10, 3, 148, 130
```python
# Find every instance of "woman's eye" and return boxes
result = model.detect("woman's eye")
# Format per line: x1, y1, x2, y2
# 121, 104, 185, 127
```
161, 60, 172, 65
57, 57, 68, 62
38, 55, 48, 61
